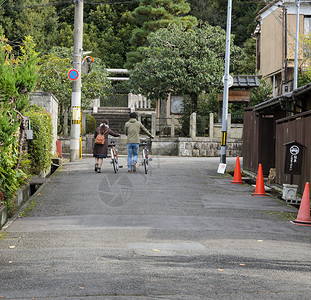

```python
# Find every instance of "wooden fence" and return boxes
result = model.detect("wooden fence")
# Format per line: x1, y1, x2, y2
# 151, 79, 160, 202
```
276, 111, 311, 193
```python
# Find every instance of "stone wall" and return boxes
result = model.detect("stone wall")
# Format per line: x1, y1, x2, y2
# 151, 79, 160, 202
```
152, 138, 179, 156
212, 124, 243, 139
178, 137, 243, 157
59, 136, 243, 158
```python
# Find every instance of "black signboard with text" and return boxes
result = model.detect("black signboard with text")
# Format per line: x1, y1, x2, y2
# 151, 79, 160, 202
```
284, 141, 304, 175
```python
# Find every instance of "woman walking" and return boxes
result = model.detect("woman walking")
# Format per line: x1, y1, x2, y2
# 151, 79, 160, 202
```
93, 120, 121, 173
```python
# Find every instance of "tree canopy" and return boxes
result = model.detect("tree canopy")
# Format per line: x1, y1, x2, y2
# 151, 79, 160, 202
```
35, 46, 112, 114
125, 0, 198, 68
129, 23, 246, 112
0, 0, 262, 69
187, 0, 265, 47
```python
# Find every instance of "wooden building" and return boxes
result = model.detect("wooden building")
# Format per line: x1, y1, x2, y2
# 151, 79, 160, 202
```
254, 0, 311, 96
243, 83, 311, 194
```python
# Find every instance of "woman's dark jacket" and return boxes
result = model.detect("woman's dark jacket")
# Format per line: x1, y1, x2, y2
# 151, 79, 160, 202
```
93, 127, 120, 157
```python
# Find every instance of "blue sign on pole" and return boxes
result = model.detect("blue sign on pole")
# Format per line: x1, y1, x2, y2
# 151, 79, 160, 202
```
68, 69, 79, 81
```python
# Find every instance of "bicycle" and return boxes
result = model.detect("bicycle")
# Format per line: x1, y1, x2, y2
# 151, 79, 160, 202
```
108, 137, 119, 173
139, 137, 152, 174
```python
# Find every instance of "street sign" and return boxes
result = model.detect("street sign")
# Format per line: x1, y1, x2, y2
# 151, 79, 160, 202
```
222, 75, 234, 88
284, 141, 304, 175
217, 163, 226, 174
68, 69, 79, 81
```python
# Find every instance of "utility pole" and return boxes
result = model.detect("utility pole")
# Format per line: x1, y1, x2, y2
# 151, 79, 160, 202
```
220, 0, 232, 166
70, 0, 84, 162
294, 0, 300, 90
284, 6, 288, 84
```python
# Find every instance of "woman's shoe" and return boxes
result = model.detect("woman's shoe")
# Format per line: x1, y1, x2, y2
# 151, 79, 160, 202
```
97, 168, 101, 173
95, 163, 98, 172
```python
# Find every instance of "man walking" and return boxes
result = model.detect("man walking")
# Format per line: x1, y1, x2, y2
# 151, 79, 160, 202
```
124, 112, 154, 172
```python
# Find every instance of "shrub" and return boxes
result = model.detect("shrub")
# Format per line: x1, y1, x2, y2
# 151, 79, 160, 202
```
0, 139, 28, 214
25, 105, 53, 175
0, 34, 38, 215
86, 114, 96, 134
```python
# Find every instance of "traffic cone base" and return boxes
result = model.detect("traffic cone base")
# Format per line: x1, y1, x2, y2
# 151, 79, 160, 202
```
252, 163, 268, 196
291, 182, 310, 226
231, 156, 244, 184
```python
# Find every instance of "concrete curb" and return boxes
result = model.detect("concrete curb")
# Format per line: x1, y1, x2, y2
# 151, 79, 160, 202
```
1, 166, 62, 231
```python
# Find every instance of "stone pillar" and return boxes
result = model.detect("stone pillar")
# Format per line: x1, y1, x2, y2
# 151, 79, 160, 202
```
151, 112, 156, 137
190, 112, 196, 138
209, 113, 214, 138
93, 98, 100, 113
81, 111, 86, 136
63, 109, 69, 137
227, 113, 231, 138
171, 115, 175, 137
128, 93, 132, 109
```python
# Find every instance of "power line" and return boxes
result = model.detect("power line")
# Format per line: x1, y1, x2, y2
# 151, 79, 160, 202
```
1, 1, 72, 10
0, 0, 140, 11
0, 0, 8, 7
85, 0, 140, 4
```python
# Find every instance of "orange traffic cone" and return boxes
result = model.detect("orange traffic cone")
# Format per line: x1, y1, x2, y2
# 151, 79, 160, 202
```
291, 182, 311, 226
231, 156, 244, 184
252, 164, 268, 196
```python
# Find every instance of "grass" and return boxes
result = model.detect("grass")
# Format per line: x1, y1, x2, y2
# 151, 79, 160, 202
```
0, 232, 7, 239
259, 210, 297, 221
20, 200, 38, 217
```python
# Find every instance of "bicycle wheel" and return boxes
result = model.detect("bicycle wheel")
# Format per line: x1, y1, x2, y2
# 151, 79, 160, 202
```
112, 158, 118, 173
112, 149, 118, 173
143, 149, 148, 174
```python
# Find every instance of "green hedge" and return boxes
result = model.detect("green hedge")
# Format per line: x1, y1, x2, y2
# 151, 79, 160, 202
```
25, 104, 53, 175
0, 139, 27, 214
0, 105, 53, 215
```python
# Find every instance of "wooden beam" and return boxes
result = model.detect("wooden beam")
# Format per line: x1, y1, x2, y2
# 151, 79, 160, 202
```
218, 90, 251, 102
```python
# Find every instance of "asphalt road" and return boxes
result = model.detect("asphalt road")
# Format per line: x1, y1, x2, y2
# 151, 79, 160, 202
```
0, 156, 310, 299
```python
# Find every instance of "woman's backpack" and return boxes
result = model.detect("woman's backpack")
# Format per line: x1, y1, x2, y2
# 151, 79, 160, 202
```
95, 129, 105, 144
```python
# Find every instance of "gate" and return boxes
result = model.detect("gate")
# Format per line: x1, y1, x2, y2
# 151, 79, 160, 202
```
101, 86, 129, 107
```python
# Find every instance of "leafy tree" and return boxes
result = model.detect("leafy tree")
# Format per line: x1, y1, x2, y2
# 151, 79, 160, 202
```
188, 0, 265, 47
297, 33, 311, 86
126, 0, 198, 68
36, 49, 72, 118
0, 1, 138, 68
35, 46, 112, 133
249, 78, 273, 107
129, 23, 245, 113
83, 4, 137, 68
0, 0, 59, 54
237, 38, 257, 74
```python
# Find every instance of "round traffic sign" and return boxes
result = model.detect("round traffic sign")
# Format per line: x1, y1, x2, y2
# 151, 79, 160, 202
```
68, 69, 79, 81
222, 75, 234, 88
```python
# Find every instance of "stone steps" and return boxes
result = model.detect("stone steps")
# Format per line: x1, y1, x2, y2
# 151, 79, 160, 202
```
92, 107, 130, 134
